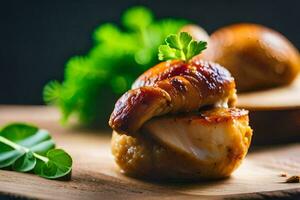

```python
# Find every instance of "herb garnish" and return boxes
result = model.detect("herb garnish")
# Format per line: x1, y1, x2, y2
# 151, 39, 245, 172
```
43, 6, 188, 125
0, 123, 72, 180
158, 32, 207, 62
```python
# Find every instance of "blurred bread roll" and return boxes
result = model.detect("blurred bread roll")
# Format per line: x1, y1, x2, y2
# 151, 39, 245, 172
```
200, 23, 300, 92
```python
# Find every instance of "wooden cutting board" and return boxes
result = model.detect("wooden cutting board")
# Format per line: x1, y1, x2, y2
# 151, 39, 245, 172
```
0, 106, 300, 200
237, 76, 300, 145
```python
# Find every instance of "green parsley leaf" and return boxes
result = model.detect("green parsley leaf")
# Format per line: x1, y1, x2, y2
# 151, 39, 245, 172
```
158, 45, 179, 60
43, 81, 62, 105
158, 32, 207, 62
186, 40, 207, 61
122, 6, 153, 30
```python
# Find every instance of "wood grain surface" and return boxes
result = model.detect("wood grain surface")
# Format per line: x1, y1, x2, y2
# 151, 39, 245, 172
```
237, 76, 300, 145
237, 76, 300, 110
0, 106, 300, 200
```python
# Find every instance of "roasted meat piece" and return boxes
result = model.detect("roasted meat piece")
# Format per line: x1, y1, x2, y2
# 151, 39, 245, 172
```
109, 60, 236, 135
112, 108, 252, 180
109, 41, 252, 180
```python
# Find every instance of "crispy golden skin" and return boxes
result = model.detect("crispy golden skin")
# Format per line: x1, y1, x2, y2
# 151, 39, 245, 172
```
200, 23, 300, 92
111, 108, 252, 180
109, 60, 236, 135
109, 57, 252, 180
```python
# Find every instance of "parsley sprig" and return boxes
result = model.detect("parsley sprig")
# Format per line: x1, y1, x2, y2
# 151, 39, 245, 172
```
43, 6, 188, 126
158, 32, 207, 62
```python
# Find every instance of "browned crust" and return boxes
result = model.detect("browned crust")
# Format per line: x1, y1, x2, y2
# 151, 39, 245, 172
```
109, 59, 236, 135
111, 107, 253, 180
154, 107, 249, 125
109, 87, 171, 135
197, 107, 249, 124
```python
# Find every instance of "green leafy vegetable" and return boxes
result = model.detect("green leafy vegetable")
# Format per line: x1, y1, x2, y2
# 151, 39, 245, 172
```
158, 32, 207, 62
34, 149, 72, 179
0, 123, 72, 180
43, 6, 188, 126
12, 151, 36, 172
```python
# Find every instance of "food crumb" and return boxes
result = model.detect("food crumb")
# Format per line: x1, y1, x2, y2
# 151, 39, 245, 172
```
279, 172, 287, 177
285, 175, 300, 183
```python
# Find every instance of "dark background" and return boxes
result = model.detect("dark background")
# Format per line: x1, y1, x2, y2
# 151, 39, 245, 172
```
1, 0, 299, 105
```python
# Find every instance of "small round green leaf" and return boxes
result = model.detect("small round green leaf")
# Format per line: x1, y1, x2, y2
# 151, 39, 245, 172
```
0, 123, 54, 170
35, 149, 72, 179
0, 123, 38, 142
13, 151, 36, 172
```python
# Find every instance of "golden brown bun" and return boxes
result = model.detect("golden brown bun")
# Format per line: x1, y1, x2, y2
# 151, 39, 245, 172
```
111, 108, 252, 180
109, 59, 236, 135
200, 23, 300, 92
